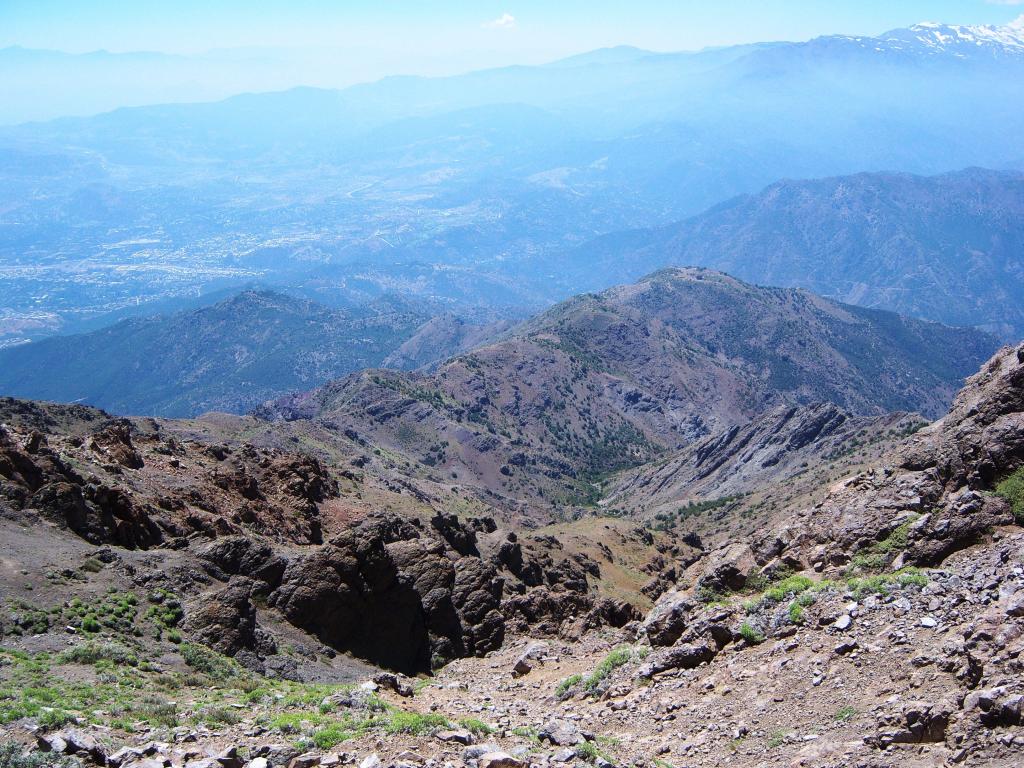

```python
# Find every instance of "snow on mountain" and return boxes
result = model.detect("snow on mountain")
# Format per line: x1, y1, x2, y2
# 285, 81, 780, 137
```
882, 19, 1024, 55
815, 16, 1024, 60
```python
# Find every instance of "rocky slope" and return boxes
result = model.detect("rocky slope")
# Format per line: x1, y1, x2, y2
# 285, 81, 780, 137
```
1, 342, 1021, 768
602, 402, 925, 519
257, 269, 995, 513
568, 168, 1024, 338
0, 396, 680, 676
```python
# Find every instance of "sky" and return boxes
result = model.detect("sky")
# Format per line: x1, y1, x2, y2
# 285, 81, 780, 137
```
2, 0, 1023, 65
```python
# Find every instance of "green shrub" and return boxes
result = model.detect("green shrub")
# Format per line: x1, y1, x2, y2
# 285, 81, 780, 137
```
58, 643, 137, 667
0, 742, 81, 768
739, 623, 764, 644
459, 718, 494, 736
382, 711, 448, 735
195, 705, 240, 726
762, 575, 814, 604
312, 724, 353, 749
996, 467, 1024, 522
582, 646, 633, 693
787, 602, 805, 625
575, 741, 599, 762
37, 709, 75, 731
555, 674, 582, 699
134, 697, 178, 728
181, 644, 235, 680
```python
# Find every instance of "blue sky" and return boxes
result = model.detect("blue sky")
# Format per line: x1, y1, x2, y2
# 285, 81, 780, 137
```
2, 1, 1023, 69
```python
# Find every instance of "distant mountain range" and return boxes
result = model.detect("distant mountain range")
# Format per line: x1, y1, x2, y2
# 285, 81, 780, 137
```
257, 268, 997, 510
0, 291, 439, 417
560, 168, 1024, 339
3, 19, 1024, 344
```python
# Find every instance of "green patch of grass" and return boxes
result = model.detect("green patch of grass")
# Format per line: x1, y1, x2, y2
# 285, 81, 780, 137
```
37, 708, 76, 731
133, 697, 178, 728
381, 710, 449, 736
511, 726, 540, 743
459, 718, 494, 736
767, 730, 786, 748
762, 575, 814, 605
312, 724, 354, 749
194, 705, 241, 726
57, 643, 138, 667
575, 741, 599, 762
787, 602, 805, 625
555, 674, 583, 699
695, 585, 728, 605
996, 467, 1024, 523
739, 623, 764, 644
269, 712, 330, 734
835, 705, 857, 723
582, 646, 633, 694
80, 558, 104, 574
181, 643, 235, 681
846, 567, 927, 598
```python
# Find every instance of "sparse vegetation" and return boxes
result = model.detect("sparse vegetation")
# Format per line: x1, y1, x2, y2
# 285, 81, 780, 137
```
996, 467, 1024, 522
767, 730, 787, 748
835, 705, 857, 722
582, 646, 634, 693
58, 642, 138, 667
181, 643, 236, 680
0, 742, 81, 768
739, 622, 765, 644
459, 717, 494, 736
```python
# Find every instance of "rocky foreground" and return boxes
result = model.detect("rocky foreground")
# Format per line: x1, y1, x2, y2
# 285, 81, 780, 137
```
1, 344, 1023, 768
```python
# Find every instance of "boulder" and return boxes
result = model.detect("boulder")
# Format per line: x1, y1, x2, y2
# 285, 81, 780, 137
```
477, 753, 525, 768
637, 642, 716, 677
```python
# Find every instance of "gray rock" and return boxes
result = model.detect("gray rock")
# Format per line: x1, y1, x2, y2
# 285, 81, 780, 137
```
512, 641, 548, 677
539, 719, 583, 746
637, 642, 716, 677
372, 672, 414, 697
477, 753, 525, 768
436, 729, 475, 745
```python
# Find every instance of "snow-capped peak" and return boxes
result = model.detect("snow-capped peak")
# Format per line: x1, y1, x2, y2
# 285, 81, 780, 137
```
881, 17, 1024, 55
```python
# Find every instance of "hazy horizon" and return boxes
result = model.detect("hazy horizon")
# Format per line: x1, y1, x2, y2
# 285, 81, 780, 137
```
2, 1, 1024, 125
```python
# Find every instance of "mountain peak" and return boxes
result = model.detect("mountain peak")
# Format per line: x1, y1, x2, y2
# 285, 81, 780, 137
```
880, 17, 1024, 55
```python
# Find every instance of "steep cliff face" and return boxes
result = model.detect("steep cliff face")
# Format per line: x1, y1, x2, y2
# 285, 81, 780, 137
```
603, 402, 923, 517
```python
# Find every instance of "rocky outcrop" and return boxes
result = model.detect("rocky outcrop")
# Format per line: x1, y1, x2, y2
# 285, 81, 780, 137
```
267, 513, 504, 673
0, 400, 341, 547
756, 343, 1024, 572
181, 577, 263, 656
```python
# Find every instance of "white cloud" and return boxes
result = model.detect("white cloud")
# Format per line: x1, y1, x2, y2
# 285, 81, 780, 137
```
482, 13, 516, 30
